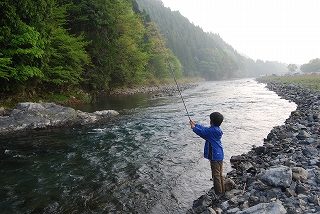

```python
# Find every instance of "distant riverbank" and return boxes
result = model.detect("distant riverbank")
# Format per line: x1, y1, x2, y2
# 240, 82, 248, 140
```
0, 83, 199, 135
188, 77, 320, 214
108, 82, 198, 97
0, 81, 200, 116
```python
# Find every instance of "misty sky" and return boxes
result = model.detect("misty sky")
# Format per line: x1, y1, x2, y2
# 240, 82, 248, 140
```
160, 0, 320, 65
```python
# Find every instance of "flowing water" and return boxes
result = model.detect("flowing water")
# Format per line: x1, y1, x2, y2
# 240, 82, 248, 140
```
0, 79, 296, 213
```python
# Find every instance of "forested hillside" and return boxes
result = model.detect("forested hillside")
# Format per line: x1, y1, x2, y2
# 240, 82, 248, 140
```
0, 0, 181, 102
136, 0, 240, 79
0, 0, 288, 104
136, 0, 288, 78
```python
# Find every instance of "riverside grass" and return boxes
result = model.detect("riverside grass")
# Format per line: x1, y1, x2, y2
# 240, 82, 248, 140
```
260, 74, 320, 91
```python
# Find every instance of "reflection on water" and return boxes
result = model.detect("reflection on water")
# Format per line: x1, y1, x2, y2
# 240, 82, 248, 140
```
0, 79, 296, 213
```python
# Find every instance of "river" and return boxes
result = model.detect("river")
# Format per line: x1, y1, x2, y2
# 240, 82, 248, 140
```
0, 78, 296, 213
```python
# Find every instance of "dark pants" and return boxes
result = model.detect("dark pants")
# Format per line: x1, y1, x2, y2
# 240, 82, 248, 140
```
210, 160, 224, 194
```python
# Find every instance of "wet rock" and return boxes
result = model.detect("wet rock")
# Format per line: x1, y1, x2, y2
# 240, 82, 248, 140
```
192, 194, 213, 208
252, 146, 266, 155
0, 102, 119, 135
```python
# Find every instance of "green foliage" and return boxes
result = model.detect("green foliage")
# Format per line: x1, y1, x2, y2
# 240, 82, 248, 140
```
300, 58, 320, 73
0, 1, 46, 91
167, 49, 183, 78
136, 0, 241, 80
244, 58, 287, 77
287, 64, 298, 73
1, 0, 297, 104
143, 21, 182, 79
136, 0, 293, 79
61, 0, 154, 90
0, 0, 90, 95
109, 0, 149, 87
41, 3, 90, 89
0, 54, 13, 81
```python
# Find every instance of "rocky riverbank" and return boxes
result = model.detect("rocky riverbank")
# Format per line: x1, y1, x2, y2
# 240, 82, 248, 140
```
187, 79, 320, 214
0, 83, 197, 136
108, 83, 197, 97
0, 102, 119, 135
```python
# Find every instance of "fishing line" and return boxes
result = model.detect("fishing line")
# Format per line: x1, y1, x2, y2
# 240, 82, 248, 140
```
163, 46, 192, 121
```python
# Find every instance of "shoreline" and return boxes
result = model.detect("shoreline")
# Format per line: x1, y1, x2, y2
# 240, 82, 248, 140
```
0, 83, 198, 116
0, 102, 120, 135
188, 78, 320, 213
108, 82, 199, 96
0, 83, 199, 135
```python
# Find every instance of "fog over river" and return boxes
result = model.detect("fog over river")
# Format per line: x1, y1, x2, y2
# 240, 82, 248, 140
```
0, 78, 296, 213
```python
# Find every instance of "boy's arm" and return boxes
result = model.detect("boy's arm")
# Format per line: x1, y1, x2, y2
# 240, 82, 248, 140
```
191, 122, 209, 139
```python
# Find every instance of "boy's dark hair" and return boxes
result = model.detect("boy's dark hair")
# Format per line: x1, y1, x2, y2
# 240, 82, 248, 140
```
210, 112, 224, 126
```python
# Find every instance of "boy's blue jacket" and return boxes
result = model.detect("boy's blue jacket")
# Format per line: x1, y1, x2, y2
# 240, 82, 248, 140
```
192, 124, 224, 161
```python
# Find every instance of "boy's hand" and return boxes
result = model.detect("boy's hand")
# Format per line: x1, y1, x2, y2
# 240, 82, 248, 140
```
189, 120, 196, 129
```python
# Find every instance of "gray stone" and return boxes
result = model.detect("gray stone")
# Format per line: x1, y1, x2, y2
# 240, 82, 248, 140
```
296, 184, 309, 194
229, 196, 240, 206
302, 147, 318, 158
250, 180, 268, 191
306, 138, 315, 144
296, 130, 311, 140
248, 196, 259, 206
261, 165, 292, 188
0, 102, 119, 135
235, 201, 286, 214
220, 201, 230, 210
206, 207, 217, 214
291, 167, 308, 182
193, 194, 212, 208
227, 207, 240, 213
254, 146, 267, 155
285, 188, 297, 197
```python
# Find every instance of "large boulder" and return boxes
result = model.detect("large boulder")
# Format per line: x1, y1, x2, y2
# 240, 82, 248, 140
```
0, 102, 119, 135
261, 165, 292, 188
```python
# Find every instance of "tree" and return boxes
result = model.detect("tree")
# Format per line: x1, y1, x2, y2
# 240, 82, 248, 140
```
0, 0, 90, 94
143, 21, 182, 80
107, 0, 149, 87
42, 4, 90, 89
0, 1, 46, 92
300, 58, 320, 73
287, 64, 298, 73
63, 0, 152, 90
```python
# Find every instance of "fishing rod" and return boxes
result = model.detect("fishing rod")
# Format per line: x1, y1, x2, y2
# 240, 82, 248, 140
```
163, 48, 192, 121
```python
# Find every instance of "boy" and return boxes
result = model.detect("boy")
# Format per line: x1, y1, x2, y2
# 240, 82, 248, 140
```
189, 112, 225, 195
